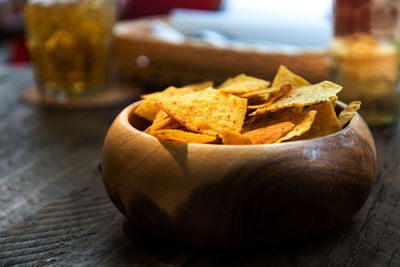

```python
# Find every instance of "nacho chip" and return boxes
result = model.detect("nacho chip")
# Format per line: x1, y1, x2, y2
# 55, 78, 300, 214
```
338, 101, 361, 128
272, 65, 310, 88
243, 121, 295, 144
247, 83, 292, 109
182, 81, 214, 91
134, 99, 162, 121
222, 129, 253, 145
298, 101, 341, 139
275, 110, 317, 143
152, 129, 217, 144
145, 117, 180, 134
242, 108, 309, 133
249, 81, 342, 116
218, 74, 270, 94
156, 88, 247, 136
135, 86, 194, 121
153, 110, 169, 124
239, 83, 289, 98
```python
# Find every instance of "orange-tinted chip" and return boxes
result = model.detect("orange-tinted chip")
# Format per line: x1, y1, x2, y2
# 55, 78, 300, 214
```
145, 117, 180, 134
152, 129, 217, 144
243, 121, 295, 144
222, 129, 253, 145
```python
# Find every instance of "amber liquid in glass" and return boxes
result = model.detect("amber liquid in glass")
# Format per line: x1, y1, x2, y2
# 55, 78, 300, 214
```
25, 0, 116, 99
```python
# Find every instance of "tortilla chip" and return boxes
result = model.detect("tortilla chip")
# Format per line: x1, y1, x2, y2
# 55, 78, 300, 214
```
145, 117, 180, 134
247, 83, 292, 109
182, 81, 214, 91
156, 88, 247, 136
276, 110, 317, 143
242, 108, 309, 133
338, 101, 361, 128
134, 99, 162, 121
249, 81, 342, 116
152, 129, 217, 144
239, 83, 289, 98
218, 74, 270, 94
271, 65, 310, 88
222, 129, 253, 145
135, 86, 194, 121
243, 121, 295, 144
298, 101, 341, 139
153, 110, 169, 124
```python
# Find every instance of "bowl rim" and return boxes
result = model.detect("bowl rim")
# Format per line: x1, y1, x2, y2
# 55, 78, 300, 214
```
119, 100, 363, 149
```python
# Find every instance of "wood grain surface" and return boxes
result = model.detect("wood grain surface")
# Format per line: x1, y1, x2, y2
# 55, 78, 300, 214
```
0, 66, 400, 266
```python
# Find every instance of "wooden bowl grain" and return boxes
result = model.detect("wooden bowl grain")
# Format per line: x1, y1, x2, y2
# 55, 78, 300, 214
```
101, 101, 376, 247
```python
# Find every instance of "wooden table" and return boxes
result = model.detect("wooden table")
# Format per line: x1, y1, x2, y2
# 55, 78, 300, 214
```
0, 66, 399, 266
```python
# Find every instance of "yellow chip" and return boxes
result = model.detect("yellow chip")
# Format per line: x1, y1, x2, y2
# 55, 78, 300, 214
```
276, 110, 317, 143
182, 81, 214, 91
145, 117, 180, 134
272, 65, 310, 88
247, 83, 292, 109
338, 101, 361, 128
134, 99, 161, 121
222, 129, 253, 145
218, 74, 270, 94
156, 88, 247, 136
153, 110, 169, 124
239, 83, 289, 99
152, 129, 217, 144
242, 108, 309, 133
135, 86, 194, 121
243, 121, 295, 144
249, 81, 342, 116
298, 101, 341, 139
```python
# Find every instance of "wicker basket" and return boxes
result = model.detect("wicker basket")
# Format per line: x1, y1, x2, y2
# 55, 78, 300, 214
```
114, 17, 330, 90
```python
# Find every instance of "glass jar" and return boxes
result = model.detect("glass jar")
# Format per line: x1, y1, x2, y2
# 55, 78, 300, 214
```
25, 0, 117, 100
331, 0, 399, 126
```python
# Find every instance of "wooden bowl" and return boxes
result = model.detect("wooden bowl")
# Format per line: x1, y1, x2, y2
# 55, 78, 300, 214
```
101, 101, 376, 247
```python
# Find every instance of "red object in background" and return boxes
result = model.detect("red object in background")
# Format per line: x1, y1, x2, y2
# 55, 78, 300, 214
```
120, 0, 221, 20
10, 37, 29, 64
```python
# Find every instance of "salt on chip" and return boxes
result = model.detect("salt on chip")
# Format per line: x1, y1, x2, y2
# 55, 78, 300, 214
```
249, 81, 342, 116
299, 101, 341, 139
243, 121, 295, 144
182, 81, 214, 91
338, 101, 361, 128
152, 129, 217, 144
275, 110, 317, 143
135, 86, 194, 121
272, 65, 310, 88
222, 129, 253, 145
218, 74, 270, 94
156, 88, 247, 136
145, 117, 180, 134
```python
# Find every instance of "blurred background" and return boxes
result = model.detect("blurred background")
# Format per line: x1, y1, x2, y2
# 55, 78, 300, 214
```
0, 0, 332, 65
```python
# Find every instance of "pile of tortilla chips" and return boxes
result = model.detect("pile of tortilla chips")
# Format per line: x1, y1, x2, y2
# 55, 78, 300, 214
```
134, 65, 361, 145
